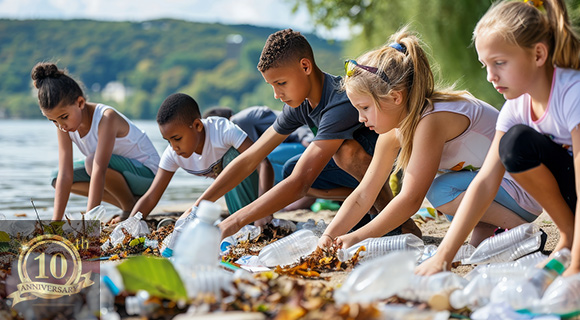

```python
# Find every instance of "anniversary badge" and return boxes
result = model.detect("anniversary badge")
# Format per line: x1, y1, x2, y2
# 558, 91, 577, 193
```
0, 219, 101, 319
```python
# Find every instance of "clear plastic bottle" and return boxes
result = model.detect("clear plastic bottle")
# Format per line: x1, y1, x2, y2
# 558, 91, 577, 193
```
449, 272, 496, 310
100, 264, 124, 320
258, 229, 318, 267
161, 205, 198, 258
397, 271, 468, 303
85, 205, 106, 221
101, 212, 149, 251
220, 224, 261, 252
464, 223, 542, 264
296, 218, 327, 237
334, 251, 417, 305
336, 234, 424, 262
533, 272, 580, 315
180, 267, 235, 300
269, 218, 296, 233
125, 290, 161, 317
173, 200, 222, 269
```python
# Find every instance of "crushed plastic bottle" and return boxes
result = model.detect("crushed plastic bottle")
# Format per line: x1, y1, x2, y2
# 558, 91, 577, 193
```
125, 290, 160, 317
85, 205, 106, 221
296, 218, 327, 237
101, 212, 149, 251
269, 218, 296, 233
179, 267, 236, 300
337, 234, 424, 263
398, 271, 468, 303
173, 200, 222, 270
334, 251, 416, 305
220, 224, 261, 253
531, 272, 580, 315
463, 223, 542, 264
161, 205, 198, 258
490, 248, 572, 310
464, 251, 548, 281
258, 229, 318, 267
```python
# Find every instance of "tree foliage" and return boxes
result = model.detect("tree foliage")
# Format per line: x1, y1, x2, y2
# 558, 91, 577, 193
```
291, 0, 580, 108
0, 19, 343, 119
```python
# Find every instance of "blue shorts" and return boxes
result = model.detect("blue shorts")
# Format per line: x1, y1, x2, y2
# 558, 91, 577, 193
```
426, 170, 537, 223
282, 126, 378, 190
50, 155, 155, 196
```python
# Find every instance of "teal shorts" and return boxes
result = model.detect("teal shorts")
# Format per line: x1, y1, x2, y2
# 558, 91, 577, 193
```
50, 154, 156, 196
222, 147, 259, 214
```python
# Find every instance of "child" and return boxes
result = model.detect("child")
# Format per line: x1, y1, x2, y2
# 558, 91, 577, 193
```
318, 28, 542, 250
127, 93, 273, 221
416, 0, 580, 276
195, 28, 421, 238
31, 62, 160, 221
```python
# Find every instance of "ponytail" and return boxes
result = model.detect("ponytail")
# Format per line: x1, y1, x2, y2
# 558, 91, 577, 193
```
545, 0, 580, 69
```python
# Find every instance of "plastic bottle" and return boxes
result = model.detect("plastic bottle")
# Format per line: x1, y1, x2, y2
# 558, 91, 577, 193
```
449, 272, 496, 310
269, 218, 296, 233
464, 251, 548, 281
463, 223, 542, 264
85, 205, 106, 221
334, 251, 416, 304
172, 200, 222, 269
492, 248, 572, 310
101, 212, 149, 251
220, 224, 261, 252
100, 264, 124, 320
397, 271, 468, 303
144, 239, 159, 249
125, 290, 157, 316
258, 229, 318, 267
337, 234, 424, 262
296, 218, 327, 237
180, 267, 235, 300
310, 199, 341, 212
532, 272, 580, 315
161, 205, 198, 258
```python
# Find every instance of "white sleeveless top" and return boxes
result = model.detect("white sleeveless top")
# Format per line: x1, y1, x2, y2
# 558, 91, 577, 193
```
69, 104, 159, 173
420, 96, 542, 215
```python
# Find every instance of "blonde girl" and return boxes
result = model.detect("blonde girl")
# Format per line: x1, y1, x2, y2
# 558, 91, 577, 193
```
32, 62, 160, 221
318, 28, 542, 250
417, 0, 580, 276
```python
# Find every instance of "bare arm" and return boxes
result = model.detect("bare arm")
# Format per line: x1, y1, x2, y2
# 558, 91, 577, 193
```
236, 137, 274, 196
319, 130, 400, 247
86, 109, 125, 212
130, 168, 175, 219
337, 113, 454, 249
53, 129, 75, 220
564, 127, 580, 276
416, 131, 507, 275
218, 134, 344, 238
195, 126, 287, 206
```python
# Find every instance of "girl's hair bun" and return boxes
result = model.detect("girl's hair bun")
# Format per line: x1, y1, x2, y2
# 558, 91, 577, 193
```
31, 62, 64, 87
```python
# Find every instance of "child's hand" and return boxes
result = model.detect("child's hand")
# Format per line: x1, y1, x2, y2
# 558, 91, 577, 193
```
255, 215, 273, 228
415, 254, 449, 276
318, 234, 335, 249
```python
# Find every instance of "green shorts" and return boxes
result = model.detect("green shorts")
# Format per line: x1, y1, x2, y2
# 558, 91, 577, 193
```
222, 148, 259, 215
50, 155, 156, 196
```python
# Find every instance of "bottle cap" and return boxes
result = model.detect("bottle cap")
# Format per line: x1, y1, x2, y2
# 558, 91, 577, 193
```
545, 258, 566, 275
161, 247, 173, 258
102, 275, 121, 296
197, 200, 222, 222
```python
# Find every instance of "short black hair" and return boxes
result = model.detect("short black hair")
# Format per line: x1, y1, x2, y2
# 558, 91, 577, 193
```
257, 28, 315, 72
157, 93, 201, 126
202, 106, 234, 119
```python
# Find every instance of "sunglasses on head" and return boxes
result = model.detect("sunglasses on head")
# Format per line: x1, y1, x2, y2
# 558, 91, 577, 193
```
344, 59, 390, 84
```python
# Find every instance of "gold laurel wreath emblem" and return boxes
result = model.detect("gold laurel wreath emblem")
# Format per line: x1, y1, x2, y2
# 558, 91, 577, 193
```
7, 235, 94, 306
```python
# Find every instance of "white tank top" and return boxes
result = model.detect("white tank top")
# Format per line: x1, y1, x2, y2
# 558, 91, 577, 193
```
69, 104, 159, 173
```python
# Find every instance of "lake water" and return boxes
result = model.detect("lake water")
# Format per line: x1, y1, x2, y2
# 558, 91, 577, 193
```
0, 119, 212, 220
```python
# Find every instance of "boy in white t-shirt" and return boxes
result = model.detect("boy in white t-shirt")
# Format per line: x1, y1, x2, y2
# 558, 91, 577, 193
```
126, 93, 273, 221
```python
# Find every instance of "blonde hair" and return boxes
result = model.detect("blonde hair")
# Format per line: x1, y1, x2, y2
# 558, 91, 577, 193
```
343, 27, 468, 172
473, 0, 580, 69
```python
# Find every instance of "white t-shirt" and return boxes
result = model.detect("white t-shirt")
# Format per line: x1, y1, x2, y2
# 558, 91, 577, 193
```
69, 104, 160, 173
421, 96, 542, 215
159, 117, 247, 179
496, 67, 580, 156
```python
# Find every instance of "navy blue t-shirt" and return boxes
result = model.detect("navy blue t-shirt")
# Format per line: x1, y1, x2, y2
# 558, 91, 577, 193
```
273, 73, 364, 141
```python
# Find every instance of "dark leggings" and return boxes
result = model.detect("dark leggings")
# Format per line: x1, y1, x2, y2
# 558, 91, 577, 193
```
499, 124, 576, 211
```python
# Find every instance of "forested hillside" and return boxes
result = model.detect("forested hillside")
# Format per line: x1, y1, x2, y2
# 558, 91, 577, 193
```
0, 19, 344, 119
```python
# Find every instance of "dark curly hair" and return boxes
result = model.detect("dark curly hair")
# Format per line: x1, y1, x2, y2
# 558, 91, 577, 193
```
157, 93, 201, 126
31, 62, 85, 110
257, 28, 315, 72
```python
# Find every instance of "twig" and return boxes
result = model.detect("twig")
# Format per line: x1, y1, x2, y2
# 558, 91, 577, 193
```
30, 199, 55, 234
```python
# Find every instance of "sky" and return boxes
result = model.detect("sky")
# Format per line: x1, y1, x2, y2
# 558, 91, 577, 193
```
0, 0, 353, 40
